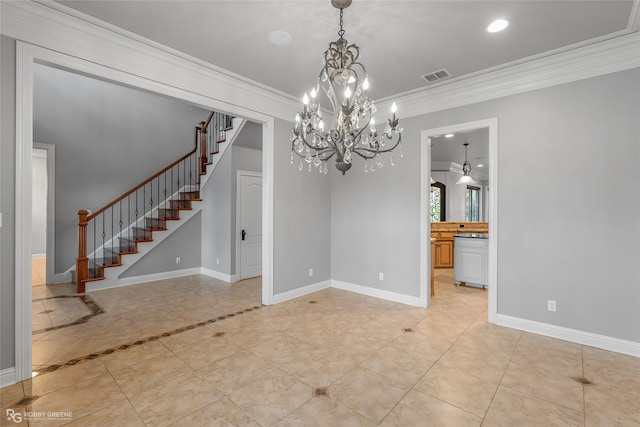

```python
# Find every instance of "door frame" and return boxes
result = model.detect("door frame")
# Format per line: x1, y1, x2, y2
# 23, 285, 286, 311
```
14, 42, 276, 382
420, 118, 498, 324
235, 170, 263, 281
32, 143, 55, 285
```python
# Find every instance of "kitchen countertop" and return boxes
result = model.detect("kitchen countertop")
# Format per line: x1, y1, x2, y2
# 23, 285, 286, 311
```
454, 233, 489, 239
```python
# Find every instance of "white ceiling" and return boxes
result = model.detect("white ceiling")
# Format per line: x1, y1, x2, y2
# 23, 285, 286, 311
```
55, 0, 637, 101
430, 128, 489, 180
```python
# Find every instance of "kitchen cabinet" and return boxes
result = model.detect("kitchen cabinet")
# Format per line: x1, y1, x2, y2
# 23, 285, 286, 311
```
454, 234, 488, 288
434, 240, 454, 268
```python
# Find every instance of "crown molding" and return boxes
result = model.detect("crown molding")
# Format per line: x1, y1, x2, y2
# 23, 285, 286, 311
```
0, 0, 299, 122
2, 1, 638, 122
377, 31, 640, 119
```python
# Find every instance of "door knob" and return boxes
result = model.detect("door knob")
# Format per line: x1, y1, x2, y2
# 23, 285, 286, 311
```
242, 229, 246, 241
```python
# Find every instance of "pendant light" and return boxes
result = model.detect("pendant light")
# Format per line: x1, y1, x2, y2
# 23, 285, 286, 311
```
456, 142, 477, 185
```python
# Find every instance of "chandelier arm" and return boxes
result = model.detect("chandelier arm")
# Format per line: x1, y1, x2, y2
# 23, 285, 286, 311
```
351, 134, 402, 159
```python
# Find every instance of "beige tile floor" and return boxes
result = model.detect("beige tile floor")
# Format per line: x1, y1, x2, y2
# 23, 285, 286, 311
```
1, 270, 639, 426
32, 257, 47, 287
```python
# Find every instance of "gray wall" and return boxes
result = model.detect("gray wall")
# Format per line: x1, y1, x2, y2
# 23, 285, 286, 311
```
332, 68, 640, 342
32, 64, 209, 273
1, 35, 16, 371
201, 145, 233, 275
121, 212, 202, 278
31, 150, 47, 255
274, 118, 332, 295
200, 125, 263, 277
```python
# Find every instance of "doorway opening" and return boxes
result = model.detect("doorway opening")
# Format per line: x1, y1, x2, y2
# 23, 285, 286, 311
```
31, 144, 55, 287
420, 118, 498, 323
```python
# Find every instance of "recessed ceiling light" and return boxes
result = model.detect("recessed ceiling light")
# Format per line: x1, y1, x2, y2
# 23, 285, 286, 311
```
268, 30, 292, 46
445, 133, 454, 138
477, 164, 484, 168
487, 19, 509, 33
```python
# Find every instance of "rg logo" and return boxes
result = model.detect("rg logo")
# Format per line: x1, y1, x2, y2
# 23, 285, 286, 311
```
6, 409, 22, 423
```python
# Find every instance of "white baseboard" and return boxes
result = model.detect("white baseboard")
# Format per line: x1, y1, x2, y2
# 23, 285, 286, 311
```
86, 267, 202, 292
54, 272, 72, 284
495, 314, 640, 358
0, 367, 17, 388
331, 280, 424, 307
31, 253, 46, 259
273, 280, 331, 304
200, 267, 235, 283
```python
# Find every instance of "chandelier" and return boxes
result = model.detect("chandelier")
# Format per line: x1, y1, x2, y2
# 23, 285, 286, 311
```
290, 0, 403, 175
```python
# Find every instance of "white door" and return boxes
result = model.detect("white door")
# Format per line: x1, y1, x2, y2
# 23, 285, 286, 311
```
239, 173, 262, 279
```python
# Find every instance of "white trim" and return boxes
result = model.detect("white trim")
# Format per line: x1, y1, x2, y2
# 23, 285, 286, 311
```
236, 170, 263, 281
15, 38, 33, 384
496, 314, 640, 358
200, 267, 236, 283
31, 253, 46, 259
421, 118, 499, 323
0, 367, 17, 388
33, 142, 55, 285
376, 32, 640, 119
12, 42, 277, 382
331, 280, 424, 307
262, 122, 275, 306
273, 280, 331, 304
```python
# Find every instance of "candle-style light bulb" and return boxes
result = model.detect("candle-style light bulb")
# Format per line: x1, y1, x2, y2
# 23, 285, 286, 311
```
391, 102, 397, 114
363, 78, 370, 90
303, 93, 309, 105
295, 113, 301, 124
319, 120, 324, 131
344, 87, 352, 98
310, 87, 317, 98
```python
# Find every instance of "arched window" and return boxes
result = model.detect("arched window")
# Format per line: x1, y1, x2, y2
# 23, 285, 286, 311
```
430, 182, 446, 221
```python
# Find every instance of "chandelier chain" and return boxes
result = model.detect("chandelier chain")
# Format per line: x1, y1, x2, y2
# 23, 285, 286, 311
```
338, 8, 345, 38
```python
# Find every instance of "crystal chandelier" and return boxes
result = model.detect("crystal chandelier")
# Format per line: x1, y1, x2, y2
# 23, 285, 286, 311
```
290, 0, 403, 175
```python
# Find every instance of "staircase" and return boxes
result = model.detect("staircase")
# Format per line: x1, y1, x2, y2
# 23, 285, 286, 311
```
75, 112, 240, 293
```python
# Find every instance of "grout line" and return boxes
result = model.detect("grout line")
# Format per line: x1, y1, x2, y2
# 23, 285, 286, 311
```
31, 305, 263, 378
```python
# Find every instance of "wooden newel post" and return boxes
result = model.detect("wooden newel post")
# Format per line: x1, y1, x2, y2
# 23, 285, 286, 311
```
199, 121, 208, 175
76, 210, 89, 293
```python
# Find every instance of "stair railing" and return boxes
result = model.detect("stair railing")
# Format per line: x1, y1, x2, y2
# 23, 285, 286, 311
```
76, 111, 232, 292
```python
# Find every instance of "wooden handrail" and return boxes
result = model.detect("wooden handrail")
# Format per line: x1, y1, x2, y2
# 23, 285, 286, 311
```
86, 128, 201, 222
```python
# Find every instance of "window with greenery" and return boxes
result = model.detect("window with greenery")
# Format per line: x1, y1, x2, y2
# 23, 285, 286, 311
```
466, 185, 480, 222
430, 182, 446, 221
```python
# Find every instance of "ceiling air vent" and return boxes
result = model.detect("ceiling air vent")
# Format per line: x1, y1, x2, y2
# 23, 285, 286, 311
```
422, 69, 451, 84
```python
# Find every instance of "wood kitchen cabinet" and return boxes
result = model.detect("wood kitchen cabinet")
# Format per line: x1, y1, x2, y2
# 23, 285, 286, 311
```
431, 222, 488, 269
434, 240, 454, 268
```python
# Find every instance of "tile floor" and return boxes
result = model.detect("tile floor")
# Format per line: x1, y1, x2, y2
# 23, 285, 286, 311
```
32, 258, 47, 287
1, 270, 639, 426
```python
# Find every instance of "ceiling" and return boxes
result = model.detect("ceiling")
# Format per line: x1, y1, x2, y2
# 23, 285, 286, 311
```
55, 1, 637, 102
430, 128, 489, 180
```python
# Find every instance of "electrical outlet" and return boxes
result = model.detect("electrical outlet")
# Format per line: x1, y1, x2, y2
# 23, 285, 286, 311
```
379, 272, 384, 281
176, 257, 181, 264
309, 268, 313, 277
547, 300, 556, 312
